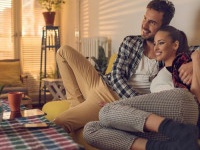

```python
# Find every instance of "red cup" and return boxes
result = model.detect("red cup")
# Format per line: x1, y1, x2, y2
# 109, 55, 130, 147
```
8, 92, 23, 112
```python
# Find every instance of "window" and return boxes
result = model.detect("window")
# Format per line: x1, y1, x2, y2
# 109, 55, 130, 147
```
0, 0, 58, 100
21, 0, 45, 96
0, 0, 14, 58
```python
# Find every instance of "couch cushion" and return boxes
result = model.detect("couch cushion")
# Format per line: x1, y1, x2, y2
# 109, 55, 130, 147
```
0, 59, 23, 87
105, 53, 117, 74
42, 100, 71, 121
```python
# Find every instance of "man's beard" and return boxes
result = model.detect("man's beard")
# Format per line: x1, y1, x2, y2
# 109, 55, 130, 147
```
142, 34, 154, 43
146, 36, 154, 42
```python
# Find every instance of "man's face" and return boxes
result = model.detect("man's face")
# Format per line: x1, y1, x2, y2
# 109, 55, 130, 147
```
141, 8, 163, 41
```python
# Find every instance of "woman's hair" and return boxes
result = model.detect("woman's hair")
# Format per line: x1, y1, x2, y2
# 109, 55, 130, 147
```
147, 0, 175, 26
158, 25, 189, 54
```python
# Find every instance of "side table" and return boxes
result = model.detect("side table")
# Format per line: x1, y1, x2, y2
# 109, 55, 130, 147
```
42, 78, 66, 101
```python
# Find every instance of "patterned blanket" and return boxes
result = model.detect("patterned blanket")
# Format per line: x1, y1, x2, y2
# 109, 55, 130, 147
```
0, 100, 84, 150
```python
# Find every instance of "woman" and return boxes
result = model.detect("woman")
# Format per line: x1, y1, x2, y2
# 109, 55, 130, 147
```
83, 26, 200, 150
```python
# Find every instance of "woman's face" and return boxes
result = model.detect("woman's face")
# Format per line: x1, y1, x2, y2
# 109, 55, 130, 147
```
154, 31, 178, 66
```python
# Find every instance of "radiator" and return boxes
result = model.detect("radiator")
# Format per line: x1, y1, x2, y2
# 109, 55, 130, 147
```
81, 37, 109, 64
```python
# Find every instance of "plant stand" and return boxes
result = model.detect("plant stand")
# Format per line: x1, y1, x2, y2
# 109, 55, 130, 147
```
38, 26, 60, 105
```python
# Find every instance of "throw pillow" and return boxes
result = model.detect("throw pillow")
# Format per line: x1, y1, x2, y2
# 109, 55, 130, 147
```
0, 59, 23, 87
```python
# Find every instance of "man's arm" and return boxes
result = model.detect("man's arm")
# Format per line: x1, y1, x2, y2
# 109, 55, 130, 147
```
190, 49, 200, 103
178, 46, 200, 85
178, 62, 193, 85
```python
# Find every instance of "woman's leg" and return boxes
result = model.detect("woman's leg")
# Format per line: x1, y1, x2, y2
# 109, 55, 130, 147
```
84, 113, 199, 150
95, 88, 199, 150
83, 121, 140, 150
145, 115, 199, 150
56, 45, 100, 102
99, 89, 198, 133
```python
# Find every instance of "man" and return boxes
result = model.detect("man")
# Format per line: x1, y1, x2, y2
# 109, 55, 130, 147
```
54, 0, 194, 133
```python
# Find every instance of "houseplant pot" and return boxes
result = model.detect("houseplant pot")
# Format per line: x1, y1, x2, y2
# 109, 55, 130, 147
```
43, 11, 56, 26
38, 0, 65, 26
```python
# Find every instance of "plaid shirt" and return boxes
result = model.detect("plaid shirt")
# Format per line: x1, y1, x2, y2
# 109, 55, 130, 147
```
103, 35, 199, 99
103, 35, 152, 98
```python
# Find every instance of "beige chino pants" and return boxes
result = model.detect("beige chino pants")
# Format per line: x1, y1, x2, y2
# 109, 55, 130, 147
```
54, 45, 119, 132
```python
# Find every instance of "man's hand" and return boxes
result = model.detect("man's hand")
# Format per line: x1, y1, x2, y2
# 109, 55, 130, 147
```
178, 62, 193, 85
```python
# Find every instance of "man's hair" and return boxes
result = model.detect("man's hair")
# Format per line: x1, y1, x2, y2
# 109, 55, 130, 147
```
147, 0, 175, 26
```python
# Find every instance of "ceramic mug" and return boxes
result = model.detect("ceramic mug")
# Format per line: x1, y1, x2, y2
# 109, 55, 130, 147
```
8, 92, 23, 112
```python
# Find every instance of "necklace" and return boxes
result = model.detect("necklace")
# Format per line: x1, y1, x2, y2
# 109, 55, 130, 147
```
144, 47, 158, 82
147, 57, 158, 82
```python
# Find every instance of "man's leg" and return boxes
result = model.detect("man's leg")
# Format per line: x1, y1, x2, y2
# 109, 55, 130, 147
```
56, 45, 100, 102
54, 80, 119, 133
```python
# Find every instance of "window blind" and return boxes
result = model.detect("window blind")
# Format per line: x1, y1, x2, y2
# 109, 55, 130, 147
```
21, 0, 57, 97
0, 0, 14, 59
21, 0, 44, 96
0, 0, 59, 101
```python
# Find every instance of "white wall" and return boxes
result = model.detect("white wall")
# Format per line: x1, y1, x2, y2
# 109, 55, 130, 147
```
60, 0, 80, 50
62, 0, 200, 54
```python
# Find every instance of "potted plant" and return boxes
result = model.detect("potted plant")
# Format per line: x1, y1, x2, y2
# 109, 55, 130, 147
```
91, 46, 108, 74
38, 0, 65, 26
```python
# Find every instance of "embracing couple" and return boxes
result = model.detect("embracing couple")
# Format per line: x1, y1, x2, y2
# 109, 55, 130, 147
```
54, 0, 200, 150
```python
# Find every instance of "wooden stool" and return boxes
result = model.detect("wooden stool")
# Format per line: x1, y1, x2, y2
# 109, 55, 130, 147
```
42, 78, 66, 100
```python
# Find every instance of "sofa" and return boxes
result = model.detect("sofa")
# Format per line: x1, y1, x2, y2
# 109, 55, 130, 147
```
0, 59, 28, 97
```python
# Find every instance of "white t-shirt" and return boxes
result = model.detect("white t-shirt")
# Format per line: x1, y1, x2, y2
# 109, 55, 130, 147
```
128, 55, 159, 94
150, 67, 174, 93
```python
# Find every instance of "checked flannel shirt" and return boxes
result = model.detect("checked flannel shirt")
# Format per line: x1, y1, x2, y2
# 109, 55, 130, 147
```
102, 35, 200, 99
102, 35, 152, 98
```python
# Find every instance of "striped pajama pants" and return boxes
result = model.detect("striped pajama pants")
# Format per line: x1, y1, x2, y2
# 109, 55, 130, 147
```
83, 88, 199, 150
